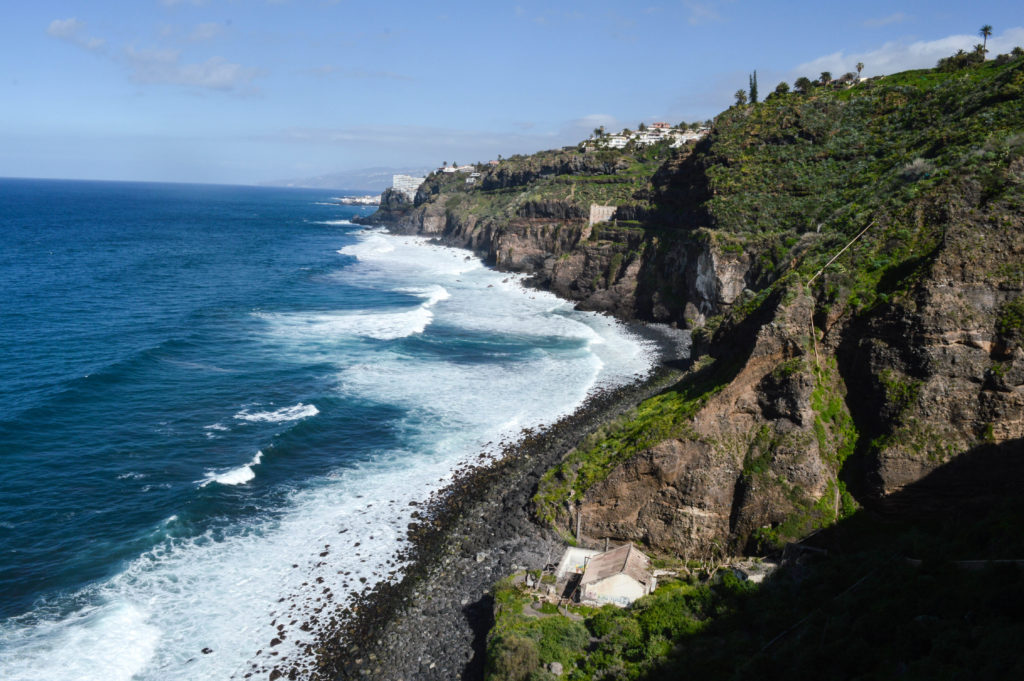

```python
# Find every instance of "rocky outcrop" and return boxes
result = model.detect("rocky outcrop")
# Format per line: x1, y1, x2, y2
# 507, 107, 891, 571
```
836, 191, 1024, 495
579, 293, 838, 555
361, 194, 754, 327
359, 57, 1024, 560
578, 187, 1024, 554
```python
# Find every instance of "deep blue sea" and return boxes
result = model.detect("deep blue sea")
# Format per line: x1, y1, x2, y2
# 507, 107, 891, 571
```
0, 178, 655, 679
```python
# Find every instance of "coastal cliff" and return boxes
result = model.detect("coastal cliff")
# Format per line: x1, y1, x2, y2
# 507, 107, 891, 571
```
361, 55, 1024, 560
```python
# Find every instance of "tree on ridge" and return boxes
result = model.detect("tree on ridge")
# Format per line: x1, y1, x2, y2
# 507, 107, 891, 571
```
980, 25, 993, 53
856, 61, 864, 78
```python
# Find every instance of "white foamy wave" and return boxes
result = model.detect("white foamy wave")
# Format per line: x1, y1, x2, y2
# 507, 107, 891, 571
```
0, 212, 666, 681
401, 284, 451, 308
116, 472, 146, 480
313, 219, 353, 225
339, 233, 483, 277
204, 423, 229, 431
199, 450, 263, 487
0, 601, 160, 681
234, 403, 319, 423
256, 306, 434, 342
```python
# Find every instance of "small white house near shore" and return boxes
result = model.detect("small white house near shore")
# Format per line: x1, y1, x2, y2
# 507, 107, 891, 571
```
555, 543, 656, 607
580, 543, 656, 607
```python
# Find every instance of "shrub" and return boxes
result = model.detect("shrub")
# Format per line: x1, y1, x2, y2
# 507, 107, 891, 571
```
900, 157, 935, 181
488, 634, 541, 681
996, 295, 1024, 342
533, 617, 590, 666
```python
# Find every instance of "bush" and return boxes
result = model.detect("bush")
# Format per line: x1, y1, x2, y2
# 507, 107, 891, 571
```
533, 617, 590, 666
997, 295, 1024, 342
488, 634, 541, 681
900, 157, 935, 181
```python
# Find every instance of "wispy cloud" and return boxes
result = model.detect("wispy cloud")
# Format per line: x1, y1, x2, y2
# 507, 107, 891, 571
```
862, 12, 909, 28
47, 14, 256, 92
682, 1, 721, 26
47, 18, 106, 53
125, 46, 262, 91
269, 117, 613, 164
797, 27, 1024, 78
189, 22, 224, 42
306, 65, 414, 81
513, 6, 584, 27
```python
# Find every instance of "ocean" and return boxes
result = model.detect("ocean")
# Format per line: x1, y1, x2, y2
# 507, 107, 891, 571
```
0, 179, 657, 680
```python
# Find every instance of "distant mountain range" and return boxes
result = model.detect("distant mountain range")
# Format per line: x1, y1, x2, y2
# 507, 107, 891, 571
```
260, 166, 433, 193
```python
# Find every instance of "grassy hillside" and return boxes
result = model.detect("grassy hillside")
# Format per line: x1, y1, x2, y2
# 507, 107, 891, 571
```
533, 51, 1024, 542
488, 51, 1024, 681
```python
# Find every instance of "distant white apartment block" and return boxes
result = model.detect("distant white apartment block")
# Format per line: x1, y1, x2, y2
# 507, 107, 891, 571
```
392, 174, 426, 200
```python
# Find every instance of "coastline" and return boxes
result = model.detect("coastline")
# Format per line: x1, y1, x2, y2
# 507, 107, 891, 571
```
300, 324, 687, 681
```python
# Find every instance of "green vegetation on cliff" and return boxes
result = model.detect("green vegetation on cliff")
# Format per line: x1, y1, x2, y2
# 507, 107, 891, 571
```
491, 484, 1024, 681
531, 50, 1024, 545
362, 48, 1024, 680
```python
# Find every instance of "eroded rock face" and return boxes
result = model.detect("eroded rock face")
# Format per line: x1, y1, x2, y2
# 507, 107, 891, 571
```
361, 168, 1023, 560
839, 207, 1024, 495
580, 439, 736, 551
581, 294, 836, 555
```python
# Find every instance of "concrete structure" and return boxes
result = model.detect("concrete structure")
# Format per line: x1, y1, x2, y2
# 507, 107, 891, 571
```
589, 204, 616, 226
651, 122, 672, 129
580, 543, 656, 607
392, 174, 425, 200
603, 135, 628, 149
554, 546, 601, 581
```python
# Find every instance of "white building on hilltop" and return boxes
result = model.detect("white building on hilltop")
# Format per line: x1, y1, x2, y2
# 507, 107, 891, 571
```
392, 174, 425, 200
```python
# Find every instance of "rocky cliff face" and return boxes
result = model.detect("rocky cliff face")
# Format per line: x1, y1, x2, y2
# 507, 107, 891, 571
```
362, 193, 750, 327
362, 56, 1024, 558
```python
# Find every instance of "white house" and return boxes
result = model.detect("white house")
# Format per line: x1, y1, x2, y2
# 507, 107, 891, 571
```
603, 135, 628, 149
579, 543, 656, 607
392, 174, 425, 200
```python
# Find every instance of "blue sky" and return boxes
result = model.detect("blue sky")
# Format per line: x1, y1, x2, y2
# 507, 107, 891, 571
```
2, 1, 1022, 185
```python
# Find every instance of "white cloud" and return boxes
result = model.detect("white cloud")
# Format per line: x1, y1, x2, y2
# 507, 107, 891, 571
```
190, 22, 224, 41
46, 17, 106, 52
797, 27, 1024, 78
125, 46, 261, 91
682, 1, 720, 26
862, 12, 909, 28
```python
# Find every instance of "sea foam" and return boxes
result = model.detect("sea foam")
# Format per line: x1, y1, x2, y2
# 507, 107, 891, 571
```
234, 403, 319, 423
199, 450, 263, 487
0, 228, 658, 681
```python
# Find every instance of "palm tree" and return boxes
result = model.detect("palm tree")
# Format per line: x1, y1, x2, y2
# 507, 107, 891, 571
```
980, 25, 993, 53
856, 61, 864, 78
593, 126, 605, 138
819, 71, 832, 86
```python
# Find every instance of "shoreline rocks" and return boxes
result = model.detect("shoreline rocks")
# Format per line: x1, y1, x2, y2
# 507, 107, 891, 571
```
306, 361, 685, 681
